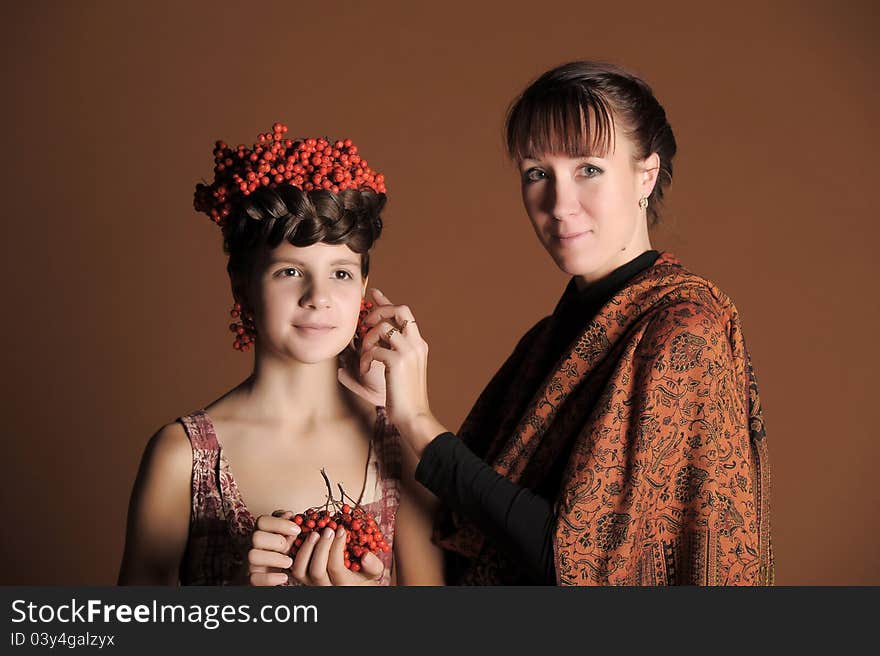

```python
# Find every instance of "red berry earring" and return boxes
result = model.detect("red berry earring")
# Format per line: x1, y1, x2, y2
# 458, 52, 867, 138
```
228, 302, 257, 352
355, 298, 373, 346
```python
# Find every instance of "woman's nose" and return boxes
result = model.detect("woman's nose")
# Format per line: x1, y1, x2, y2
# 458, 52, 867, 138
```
552, 177, 581, 220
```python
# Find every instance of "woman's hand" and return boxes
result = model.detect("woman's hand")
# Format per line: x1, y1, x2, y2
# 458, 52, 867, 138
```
337, 358, 386, 407
249, 510, 385, 586
359, 289, 448, 456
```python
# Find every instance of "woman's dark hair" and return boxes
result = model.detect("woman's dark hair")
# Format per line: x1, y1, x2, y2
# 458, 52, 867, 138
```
222, 185, 385, 279
505, 61, 676, 224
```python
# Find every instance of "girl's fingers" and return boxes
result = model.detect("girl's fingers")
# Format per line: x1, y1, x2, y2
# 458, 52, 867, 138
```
256, 514, 301, 537
359, 551, 384, 581
306, 528, 335, 586
252, 530, 292, 554
249, 571, 289, 586
247, 548, 293, 570
291, 531, 320, 584
327, 528, 352, 584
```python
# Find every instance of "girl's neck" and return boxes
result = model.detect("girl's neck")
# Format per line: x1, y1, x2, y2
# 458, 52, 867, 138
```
240, 352, 353, 428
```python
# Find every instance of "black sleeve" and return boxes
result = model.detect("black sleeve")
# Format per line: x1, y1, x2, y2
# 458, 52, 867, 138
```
414, 432, 556, 584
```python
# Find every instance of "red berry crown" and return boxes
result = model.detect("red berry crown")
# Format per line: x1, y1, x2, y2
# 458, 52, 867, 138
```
193, 122, 387, 227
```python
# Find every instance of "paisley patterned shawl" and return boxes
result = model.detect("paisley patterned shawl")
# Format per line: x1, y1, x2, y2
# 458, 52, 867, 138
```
434, 253, 772, 585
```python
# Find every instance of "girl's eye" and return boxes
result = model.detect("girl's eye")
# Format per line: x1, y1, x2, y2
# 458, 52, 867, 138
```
522, 168, 546, 184
279, 268, 302, 278
334, 270, 354, 280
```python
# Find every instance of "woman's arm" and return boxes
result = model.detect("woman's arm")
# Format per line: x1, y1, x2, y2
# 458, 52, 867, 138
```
392, 437, 445, 585
117, 423, 192, 585
415, 433, 557, 584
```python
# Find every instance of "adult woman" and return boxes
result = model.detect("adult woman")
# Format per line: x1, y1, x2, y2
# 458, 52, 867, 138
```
360, 62, 772, 585
117, 125, 444, 586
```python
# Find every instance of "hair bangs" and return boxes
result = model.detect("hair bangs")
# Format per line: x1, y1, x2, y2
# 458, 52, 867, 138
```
506, 85, 614, 162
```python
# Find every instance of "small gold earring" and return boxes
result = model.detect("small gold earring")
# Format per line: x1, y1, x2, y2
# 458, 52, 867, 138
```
638, 197, 649, 210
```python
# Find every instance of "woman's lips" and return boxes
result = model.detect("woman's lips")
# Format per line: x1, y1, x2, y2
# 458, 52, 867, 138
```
553, 230, 592, 244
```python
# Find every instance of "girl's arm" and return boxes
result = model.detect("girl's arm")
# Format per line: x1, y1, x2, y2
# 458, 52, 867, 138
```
392, 439, 445, 586
117, 423, 192, 585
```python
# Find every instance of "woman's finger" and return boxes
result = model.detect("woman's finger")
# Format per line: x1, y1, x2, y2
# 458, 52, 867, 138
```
361, 319, 402, 353
306, 528, 335, 586
361, 319, 396, 350
363, 299, 418, 333
247, 548, 293, 570
360, 344, 399, 376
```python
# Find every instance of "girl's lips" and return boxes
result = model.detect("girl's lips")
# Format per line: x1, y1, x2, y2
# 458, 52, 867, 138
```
294, 325, 336, 333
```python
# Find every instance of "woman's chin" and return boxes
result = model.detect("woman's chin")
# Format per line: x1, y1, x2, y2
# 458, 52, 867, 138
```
550, 250, 602, 278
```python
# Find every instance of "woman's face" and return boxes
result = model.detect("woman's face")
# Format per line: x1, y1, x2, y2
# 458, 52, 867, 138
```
518, 125, 659, 284
246, 241, 364, 363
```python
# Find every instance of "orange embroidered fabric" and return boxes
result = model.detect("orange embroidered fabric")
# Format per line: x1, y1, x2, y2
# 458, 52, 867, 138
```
435, 253, 772, 585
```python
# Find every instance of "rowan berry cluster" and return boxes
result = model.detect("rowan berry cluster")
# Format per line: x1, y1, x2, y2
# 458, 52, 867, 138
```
291, 470, 389, 572
193, 122, 386, 227
228, 302, 255, 352
356, 299, 374, 343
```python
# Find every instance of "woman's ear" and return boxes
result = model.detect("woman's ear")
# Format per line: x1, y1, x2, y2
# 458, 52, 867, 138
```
640, 152, 661, 198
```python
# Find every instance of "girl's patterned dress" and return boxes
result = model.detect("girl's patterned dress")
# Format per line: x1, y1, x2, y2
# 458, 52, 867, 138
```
177, 407, 401, 585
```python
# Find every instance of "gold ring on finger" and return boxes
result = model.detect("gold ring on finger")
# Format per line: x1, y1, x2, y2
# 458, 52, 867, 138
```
385, 327, 399, 341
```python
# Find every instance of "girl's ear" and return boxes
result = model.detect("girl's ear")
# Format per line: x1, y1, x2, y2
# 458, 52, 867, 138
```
230, 273, 249, 308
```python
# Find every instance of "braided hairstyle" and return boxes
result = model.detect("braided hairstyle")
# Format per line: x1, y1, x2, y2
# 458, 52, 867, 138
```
224, 184, 385, 281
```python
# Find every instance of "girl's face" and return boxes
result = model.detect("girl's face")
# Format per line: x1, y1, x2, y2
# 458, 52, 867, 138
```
518, 125, 659, 284
247, 241, 364, 364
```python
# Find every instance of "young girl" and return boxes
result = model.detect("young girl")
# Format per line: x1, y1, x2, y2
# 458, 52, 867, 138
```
117, 124, 444, 586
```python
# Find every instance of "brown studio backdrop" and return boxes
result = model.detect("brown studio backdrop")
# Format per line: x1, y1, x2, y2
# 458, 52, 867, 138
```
1, 1, 877, 584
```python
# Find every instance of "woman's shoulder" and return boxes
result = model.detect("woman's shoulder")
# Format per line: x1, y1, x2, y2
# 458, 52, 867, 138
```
648, 253, 738, 317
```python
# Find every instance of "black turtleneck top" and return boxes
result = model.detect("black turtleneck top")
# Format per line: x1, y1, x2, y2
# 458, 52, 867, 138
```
414, 250, 660, 584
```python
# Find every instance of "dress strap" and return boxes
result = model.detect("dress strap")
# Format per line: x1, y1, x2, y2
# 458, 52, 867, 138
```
177, 410, 223, 525
178, 410, 220, 452
374, 407, 402, 482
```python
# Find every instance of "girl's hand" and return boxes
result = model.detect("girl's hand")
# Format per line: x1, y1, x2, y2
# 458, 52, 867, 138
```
359, 289, 447, 455
248, 510, 301, 586
290, 527, 385, 586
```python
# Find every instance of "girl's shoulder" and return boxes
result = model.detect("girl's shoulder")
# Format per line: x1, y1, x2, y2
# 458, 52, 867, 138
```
138, 420, 193, 482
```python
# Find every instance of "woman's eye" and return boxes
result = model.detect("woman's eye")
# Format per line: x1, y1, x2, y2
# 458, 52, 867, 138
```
579, 164, 602, 178
279, 268, 302, 278
523, 168, 546, 184
334, 270, 353, 280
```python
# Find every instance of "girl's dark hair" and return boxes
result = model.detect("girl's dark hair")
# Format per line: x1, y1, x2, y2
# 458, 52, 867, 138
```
223, 185, 385, 279
505, 61, 677, 224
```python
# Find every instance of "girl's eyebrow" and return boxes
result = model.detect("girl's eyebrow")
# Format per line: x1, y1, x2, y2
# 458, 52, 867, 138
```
268, 259, 360, 267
